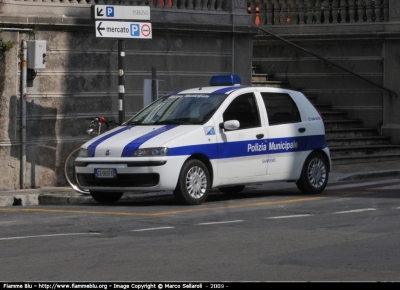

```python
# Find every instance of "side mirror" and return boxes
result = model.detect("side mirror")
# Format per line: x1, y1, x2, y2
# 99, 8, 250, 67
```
219, 120, 240, 131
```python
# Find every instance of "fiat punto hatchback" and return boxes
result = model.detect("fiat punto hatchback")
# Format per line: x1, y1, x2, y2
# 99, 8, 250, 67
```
75, 75, 330, 205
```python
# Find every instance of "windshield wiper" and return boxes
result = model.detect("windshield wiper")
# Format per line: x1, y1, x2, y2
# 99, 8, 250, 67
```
126, 120, 143, 125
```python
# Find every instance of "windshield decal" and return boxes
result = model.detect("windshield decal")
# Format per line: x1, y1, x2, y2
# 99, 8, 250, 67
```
203, 126, 215, 135
184, 94, 209, 98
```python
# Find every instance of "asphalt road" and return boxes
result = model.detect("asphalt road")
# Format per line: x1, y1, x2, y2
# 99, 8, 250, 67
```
1, 177, 400, 282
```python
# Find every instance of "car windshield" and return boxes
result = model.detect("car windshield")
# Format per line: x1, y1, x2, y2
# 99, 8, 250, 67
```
126, 93, 228, 125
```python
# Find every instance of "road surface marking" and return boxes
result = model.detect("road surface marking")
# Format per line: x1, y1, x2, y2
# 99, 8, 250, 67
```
266, 214, 313, 219
197, 220, 243, 225
333, 208, 377, 214
131, 227, 175, 232
0, 232, 100, 241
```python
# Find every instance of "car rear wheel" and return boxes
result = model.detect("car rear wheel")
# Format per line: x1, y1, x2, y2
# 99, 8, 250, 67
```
296, 152, 328, 194
90, 191, 123, 204
218, 185, 245, 194
173, 159, 210, 205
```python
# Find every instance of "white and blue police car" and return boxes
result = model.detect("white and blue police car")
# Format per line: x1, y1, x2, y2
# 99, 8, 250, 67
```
75, 75, 330, 205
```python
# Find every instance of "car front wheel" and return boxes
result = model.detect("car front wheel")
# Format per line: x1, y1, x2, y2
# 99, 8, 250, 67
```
296, 152, 329, 194
173, 159, 210, 205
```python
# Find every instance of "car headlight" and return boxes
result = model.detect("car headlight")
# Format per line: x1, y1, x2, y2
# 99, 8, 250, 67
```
133, 147, 169, 157
78, 148, 88, 157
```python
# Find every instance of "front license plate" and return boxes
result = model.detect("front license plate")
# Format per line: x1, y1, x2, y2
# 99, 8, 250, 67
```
95, 168, 116, 179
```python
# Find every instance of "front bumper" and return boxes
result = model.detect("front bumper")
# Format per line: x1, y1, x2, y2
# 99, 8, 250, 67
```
74, 156, 187, 192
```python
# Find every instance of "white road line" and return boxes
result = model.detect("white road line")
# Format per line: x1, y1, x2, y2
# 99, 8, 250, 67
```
327, 179, 400, 190
131, 226, 175, 232
0, 233, 100, 241
333, 208, 377, 214
197, 220, 244, 225
266, 214, 313, 219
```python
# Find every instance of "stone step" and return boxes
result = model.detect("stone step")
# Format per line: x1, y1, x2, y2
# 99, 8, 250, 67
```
320, 111, 348, 120
313, 103, 333, 111
325, 128, 380, 138
251, 80, 289, 88
251, 73, 276, 82
323, 119, 363, 129
326, 136, 392, 147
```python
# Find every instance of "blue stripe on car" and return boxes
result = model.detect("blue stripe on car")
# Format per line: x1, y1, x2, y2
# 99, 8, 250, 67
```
211, 86, 248, 94
168, 135, 326, 159
121, 125, 179, 157
87, 126, 133, 157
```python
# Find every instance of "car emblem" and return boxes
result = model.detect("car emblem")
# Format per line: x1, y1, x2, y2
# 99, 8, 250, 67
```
106, 150, 110, 156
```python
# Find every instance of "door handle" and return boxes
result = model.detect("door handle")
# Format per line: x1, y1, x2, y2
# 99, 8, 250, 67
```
256, 134, 264, 139
298, 128, 306, 133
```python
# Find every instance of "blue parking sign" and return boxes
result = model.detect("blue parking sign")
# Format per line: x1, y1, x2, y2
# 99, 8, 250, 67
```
130, 24, 140, 36
106, 6, 114, 17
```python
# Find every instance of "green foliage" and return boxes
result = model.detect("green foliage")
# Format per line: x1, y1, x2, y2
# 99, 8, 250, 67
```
0, 30, 15, 52
0, 40, 14, 52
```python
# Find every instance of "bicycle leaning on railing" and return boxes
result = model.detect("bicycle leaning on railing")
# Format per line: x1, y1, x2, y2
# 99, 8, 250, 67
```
64, 116, 117, 194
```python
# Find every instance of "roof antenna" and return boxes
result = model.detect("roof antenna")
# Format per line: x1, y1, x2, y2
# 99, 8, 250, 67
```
199, 77, 210, 90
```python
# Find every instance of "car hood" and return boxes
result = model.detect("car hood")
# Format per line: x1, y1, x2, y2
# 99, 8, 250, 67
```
82, 125, 200, 158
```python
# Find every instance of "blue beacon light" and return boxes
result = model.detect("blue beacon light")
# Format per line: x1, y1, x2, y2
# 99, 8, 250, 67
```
209, 75, 242, 86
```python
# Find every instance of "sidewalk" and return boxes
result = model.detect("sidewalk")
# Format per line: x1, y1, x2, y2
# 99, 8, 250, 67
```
1, 160, 400, 207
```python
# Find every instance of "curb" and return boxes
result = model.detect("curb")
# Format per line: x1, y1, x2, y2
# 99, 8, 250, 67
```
0, 194, 40, 207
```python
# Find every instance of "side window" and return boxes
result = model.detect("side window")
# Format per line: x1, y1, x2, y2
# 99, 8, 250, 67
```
261, 93, 301, 126
223, 93, 261, 129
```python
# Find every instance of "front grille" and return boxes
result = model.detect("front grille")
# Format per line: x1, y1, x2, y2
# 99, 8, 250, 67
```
77, 173, 159, 187
74, 161, 166, 167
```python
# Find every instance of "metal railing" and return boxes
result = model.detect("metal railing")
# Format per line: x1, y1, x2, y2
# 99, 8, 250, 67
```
9, 0, 227, 10
258, 27, 397, 97
248, 0, 390, 26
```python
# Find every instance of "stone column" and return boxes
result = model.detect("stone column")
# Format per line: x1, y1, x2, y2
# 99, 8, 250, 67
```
0, 31, 20, 190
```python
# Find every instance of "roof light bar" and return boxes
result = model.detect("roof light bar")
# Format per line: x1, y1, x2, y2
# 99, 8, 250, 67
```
210, 74, 241, 86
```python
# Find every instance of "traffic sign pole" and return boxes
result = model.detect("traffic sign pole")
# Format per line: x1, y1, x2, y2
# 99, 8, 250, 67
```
118, 40, 125, 124
92, 5, 152, 123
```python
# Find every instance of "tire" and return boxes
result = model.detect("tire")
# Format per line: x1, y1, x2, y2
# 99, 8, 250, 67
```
296, 152, 329, 194
90, 191, 123, 204
173, 159, 210, 205
219, 185, 245, 194
64, 147, 90, 195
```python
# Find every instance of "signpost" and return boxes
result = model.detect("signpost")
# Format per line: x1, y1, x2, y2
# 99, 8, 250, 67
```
95, 21, 152, 39
92, 5, 152, 124
92, 5, 150, 21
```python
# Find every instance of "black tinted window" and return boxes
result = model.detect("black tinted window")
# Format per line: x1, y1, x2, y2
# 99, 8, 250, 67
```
261, 93, 301, 125
223, 93, 261, 129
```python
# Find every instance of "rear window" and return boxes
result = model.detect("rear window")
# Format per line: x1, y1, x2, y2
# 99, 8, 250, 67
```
261, 93, 301, 125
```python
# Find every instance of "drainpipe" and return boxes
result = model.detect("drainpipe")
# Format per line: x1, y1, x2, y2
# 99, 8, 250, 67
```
20, 39, 27, 189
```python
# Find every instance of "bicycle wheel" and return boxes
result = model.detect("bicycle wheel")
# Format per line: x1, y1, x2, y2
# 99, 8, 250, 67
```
64, 147, 90, 195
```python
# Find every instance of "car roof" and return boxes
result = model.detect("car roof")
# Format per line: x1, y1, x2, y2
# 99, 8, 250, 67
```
171, 85, 301, 96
